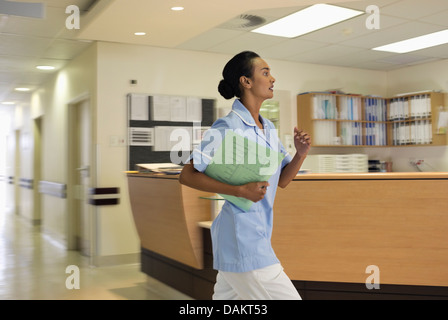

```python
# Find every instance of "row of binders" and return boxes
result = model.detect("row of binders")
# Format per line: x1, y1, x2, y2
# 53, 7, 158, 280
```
313, 121, 387, 146
389, 95, 431, 120
364, 123, 388, 146
313, 121, 337, 145
364, 98, 387, 121
312, 95, 337, 119
341, 122, 387, 146
340, 122, 363, 146
310, 93, 434, 146
339, 96, 362, 120
312, 94, 389, 121
312, 95, 363, 120
392, 120, 432, 145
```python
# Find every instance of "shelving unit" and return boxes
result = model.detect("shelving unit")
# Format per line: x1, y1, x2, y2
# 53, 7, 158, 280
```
387, 92, 445, 146
297, 91, 446, 147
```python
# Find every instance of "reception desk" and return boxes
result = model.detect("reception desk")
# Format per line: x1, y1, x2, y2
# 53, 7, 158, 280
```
128, 172, 448, 299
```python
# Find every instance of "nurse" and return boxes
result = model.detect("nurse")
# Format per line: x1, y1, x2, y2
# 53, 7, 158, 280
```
179, 51, 311, 300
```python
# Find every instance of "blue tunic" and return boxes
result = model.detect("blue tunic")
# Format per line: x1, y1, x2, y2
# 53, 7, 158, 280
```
189, 99, 292, 272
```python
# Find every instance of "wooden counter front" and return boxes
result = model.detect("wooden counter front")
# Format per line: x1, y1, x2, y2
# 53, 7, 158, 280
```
272, 172, 448, 287
127, 174, 214, 269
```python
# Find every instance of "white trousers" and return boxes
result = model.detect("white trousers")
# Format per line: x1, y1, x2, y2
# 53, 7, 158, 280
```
212, 263, 301, 300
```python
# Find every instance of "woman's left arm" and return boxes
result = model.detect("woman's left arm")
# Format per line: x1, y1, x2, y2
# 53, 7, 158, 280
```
278, 127, 311, 188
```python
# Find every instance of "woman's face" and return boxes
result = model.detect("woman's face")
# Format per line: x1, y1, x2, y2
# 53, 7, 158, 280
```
245, 57, 276, 100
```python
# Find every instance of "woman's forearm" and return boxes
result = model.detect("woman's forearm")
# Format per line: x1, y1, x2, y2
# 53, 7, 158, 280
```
179, 162, 269, 202
179, 163, 241, 197
278, 128, 311, 188
278, 152, 307, 188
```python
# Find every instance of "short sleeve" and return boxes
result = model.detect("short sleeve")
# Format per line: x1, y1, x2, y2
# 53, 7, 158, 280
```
187, 118, 230, 173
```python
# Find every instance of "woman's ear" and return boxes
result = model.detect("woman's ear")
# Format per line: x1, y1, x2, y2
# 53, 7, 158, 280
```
239, 76, 252, 89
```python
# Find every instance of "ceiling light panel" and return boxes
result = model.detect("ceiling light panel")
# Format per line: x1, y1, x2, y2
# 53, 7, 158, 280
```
372, 29, 448, 53
251, 4, 364, 38
36, 66, 55, 70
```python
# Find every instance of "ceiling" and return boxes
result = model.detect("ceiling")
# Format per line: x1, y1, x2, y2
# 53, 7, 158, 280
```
1, 0, 448, 106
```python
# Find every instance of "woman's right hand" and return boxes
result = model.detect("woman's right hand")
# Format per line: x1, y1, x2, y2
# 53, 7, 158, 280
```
237, 181, 270, 202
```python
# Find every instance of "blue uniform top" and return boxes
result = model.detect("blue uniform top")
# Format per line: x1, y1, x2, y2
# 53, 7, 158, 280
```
188, 99, 292, 272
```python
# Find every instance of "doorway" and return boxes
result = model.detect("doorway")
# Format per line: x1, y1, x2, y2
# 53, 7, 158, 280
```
14, 130, 20, 216
67, 96, 94, 257
33, 117, 42, 223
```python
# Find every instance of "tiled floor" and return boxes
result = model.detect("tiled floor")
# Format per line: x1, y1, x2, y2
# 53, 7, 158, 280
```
0, 185, 192, 300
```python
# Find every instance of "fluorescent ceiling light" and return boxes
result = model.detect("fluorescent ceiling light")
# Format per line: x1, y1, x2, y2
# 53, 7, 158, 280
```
171, 7, 184, 11
134, 32, 146, 36
251, 4, 364, 38
372, 29, 448, 53
1, 102, 15, 105
15, 88, 31, 92
36, 65, 55, 70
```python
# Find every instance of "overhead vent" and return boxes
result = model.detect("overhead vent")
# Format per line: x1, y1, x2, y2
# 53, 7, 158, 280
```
81, 0, 101, 14
219, 14, 266, 30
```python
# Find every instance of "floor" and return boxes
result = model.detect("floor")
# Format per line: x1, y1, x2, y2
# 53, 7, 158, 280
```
0, 184, 193, 300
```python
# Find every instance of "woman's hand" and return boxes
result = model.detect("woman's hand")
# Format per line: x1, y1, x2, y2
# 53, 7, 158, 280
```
180, 162, 269, 202
237, 181, 270, 202
293, 127, 311, 157
278, 128, 311, 188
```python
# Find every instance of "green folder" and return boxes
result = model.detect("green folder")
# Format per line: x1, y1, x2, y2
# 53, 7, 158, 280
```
204, 130, 285, 211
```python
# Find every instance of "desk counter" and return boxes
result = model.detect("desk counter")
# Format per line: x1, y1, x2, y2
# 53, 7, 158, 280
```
128, 172, 448, 298
273, 171, 448, 287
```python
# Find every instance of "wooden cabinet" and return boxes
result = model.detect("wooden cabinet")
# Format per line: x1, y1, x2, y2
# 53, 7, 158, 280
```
297, 91, 446, 147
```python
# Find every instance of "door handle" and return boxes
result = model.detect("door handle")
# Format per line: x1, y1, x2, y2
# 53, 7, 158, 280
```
76, 165, 90, 177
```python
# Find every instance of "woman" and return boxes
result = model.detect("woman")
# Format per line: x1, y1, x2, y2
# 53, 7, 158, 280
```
179, 51, 311, 300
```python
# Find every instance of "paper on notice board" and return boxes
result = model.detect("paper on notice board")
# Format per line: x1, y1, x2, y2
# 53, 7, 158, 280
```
204, 131, 285, 211
152, 95, 171, 121
154, 126, 192, 151
129, 94, 149, 121
170, 96, 187, 122
186, 97, 202, 122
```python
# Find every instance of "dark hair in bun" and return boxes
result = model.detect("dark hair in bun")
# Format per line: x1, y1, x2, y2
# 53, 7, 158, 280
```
218, 51, 260, 99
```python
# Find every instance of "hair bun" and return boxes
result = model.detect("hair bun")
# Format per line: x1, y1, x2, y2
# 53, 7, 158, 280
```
218, 79, 235, 99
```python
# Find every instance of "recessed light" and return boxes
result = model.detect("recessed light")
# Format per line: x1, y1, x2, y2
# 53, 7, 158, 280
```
171, 6, 184, 11
15, 88, 31, 92
372, 29, 448, 53
36, 65, 55, 70
251, 4, 364, 38
1, 102, 15, 105
134, 32, 146, 36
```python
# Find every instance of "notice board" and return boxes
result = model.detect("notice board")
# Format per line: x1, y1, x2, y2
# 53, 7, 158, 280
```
127, 93, 216, 170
